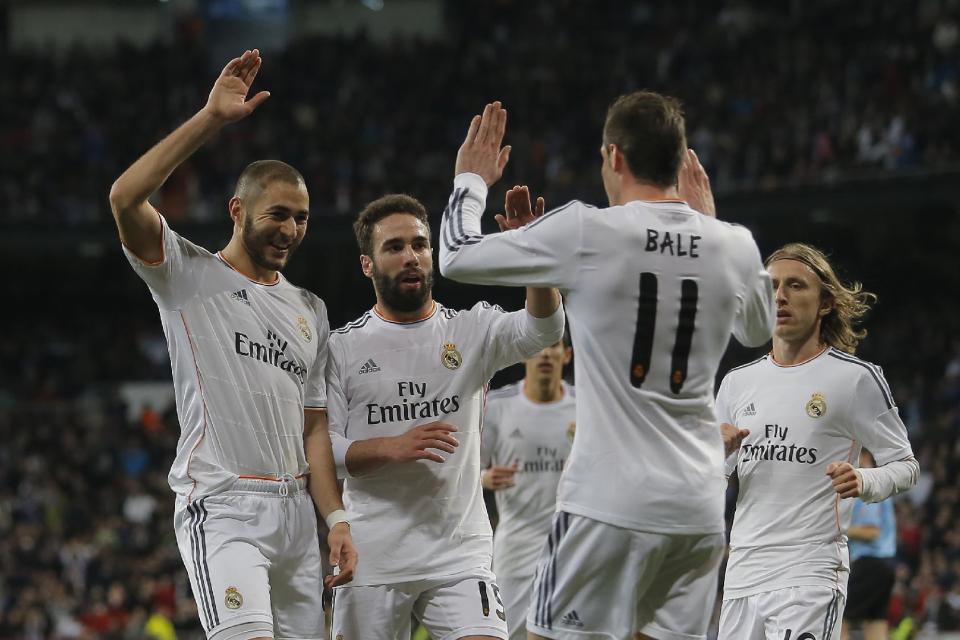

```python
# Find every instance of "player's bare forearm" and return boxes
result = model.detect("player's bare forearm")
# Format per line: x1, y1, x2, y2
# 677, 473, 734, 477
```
525, 287, 561, 318
344, 438, 396, 477
303, 410, 347, 517
108, 109, 223, 260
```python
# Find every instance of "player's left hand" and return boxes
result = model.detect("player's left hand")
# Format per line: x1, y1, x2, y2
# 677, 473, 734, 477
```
455, 101, 512, 187
325, 522, 358, 588
678, 148, 716, 218
826, 461, 863, 499
720, 422, 749, 458
494, 185, 545, 231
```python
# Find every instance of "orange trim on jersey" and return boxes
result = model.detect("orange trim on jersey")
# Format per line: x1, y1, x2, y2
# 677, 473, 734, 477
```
373, 300, 438, 324
640, 199, 688, 204
216, 251, 281, 286
238, 473, 310, 481
120, 210, 166, 266
304, 406, 327, 412
181, 311, 211, 504
768, 346, 829, 368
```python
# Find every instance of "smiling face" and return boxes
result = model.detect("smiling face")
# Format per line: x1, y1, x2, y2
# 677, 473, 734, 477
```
768, 258, 832, 347
237, 180, 309, 272
362, 212, 434, 314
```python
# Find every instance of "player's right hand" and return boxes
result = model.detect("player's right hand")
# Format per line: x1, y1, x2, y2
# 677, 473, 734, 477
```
678, 148, 716, 218
203, 49, 271, 124
481, 463, 519, 491
387, 422, 459, 464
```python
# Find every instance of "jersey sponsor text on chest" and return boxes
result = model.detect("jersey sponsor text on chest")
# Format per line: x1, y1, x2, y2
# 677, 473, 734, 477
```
365, 380, 461, 425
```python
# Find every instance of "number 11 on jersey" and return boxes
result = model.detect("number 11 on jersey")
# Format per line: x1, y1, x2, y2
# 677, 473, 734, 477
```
629, 273, 699, 394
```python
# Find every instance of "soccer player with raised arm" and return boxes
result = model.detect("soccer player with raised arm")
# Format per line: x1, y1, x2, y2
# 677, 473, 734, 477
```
481, 337, 575, 640
108, 50, 356, 640
438, 96, 775, 640
325, 187, 564, 639
716, 244, 918, 640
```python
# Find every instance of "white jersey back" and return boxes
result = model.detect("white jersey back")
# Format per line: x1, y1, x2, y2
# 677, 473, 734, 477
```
439, 173, 775, 533
327, 302, 563, 585
716, 348, 913, 599
481, 381, 576, 578
123, 216, 329, 500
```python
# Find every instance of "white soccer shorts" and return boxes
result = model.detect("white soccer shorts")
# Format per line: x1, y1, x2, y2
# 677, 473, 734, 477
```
527, 512, 725, 640
719, 586, 845, 640
174, 478, 325, 640
331, 569, 509, 640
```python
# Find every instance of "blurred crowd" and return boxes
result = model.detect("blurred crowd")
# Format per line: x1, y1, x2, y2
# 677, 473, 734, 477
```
4, 0, 960, 638
1, 0, 959, 227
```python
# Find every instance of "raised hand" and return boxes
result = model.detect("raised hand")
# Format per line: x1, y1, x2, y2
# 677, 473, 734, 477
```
455, 101, 512, 187
826, 461, 863, 499
678, 148, 716, 218
385, 422, 459, 464
203, 49, 271, 124
495, 185, 545, 231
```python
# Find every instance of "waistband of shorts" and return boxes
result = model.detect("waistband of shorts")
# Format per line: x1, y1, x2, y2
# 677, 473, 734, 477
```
230, 474, 308, 495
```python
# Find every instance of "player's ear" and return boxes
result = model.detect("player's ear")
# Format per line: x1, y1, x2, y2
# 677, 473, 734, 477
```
562, 347, 573, 365
360, 254, 374, 279
609, 144, 625, 173
228, 196, 244, 225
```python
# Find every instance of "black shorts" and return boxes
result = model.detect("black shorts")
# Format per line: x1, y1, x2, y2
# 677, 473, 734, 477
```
845, 556, 895, 621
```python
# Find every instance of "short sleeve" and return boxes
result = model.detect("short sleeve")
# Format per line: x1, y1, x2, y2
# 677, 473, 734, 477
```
304, 298, 330, 410
848, 366, 914, 466
121, 214, 205, 309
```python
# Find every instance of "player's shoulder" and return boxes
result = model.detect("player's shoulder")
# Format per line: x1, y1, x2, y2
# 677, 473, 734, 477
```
523, 199, 595, 231
720, 354, 769, 386
453, 300, 510, 321
824, 348, 894, 406
486, 381, 522, 404
284, 280, 327, 314
331, 310, 374, 338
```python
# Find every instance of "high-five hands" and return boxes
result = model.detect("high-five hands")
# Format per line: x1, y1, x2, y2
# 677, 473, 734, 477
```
495, 186, 545, 232
678, 148, 716, 217
455, 101, 512, 187
203, 49, 271, 124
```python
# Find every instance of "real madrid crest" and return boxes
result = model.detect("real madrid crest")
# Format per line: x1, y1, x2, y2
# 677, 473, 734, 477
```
441, 342, 462, 370
297, 316, 313, 342
224, 586, 243, 609
805, 392, 827, 419
566, 421, 577, 443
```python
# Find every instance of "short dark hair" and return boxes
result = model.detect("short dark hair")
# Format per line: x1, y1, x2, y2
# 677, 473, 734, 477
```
603, 91, 687, 188
234, 160, 305, 202
353, 194, 431, 256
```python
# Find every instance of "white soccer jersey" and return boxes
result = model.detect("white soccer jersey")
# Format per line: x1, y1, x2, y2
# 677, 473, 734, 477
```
439, 173, 775, 534
327, 302, 564, 586
123, 215, 329, 500
481, 381, 576, 577
716, 348, 914, 599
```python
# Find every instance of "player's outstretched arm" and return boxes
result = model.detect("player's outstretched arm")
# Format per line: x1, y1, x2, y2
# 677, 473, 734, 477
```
304, 410, 357, 587
108, 49, 270, 262
344, 422, 460, 477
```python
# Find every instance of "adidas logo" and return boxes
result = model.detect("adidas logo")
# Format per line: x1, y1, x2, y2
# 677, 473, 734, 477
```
560, 610, 584, 628
509, 427, 523, 439
744, 402, 757, 416
231, 289, 250, 306
358, 358, 381, 375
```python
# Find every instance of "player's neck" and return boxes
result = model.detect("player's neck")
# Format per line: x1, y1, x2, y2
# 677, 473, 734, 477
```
220, 240, 280, 285
771, 336, 827, 366
615, 181, 681, 206
373, 299, 436, 323
523, 377, 564, 404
